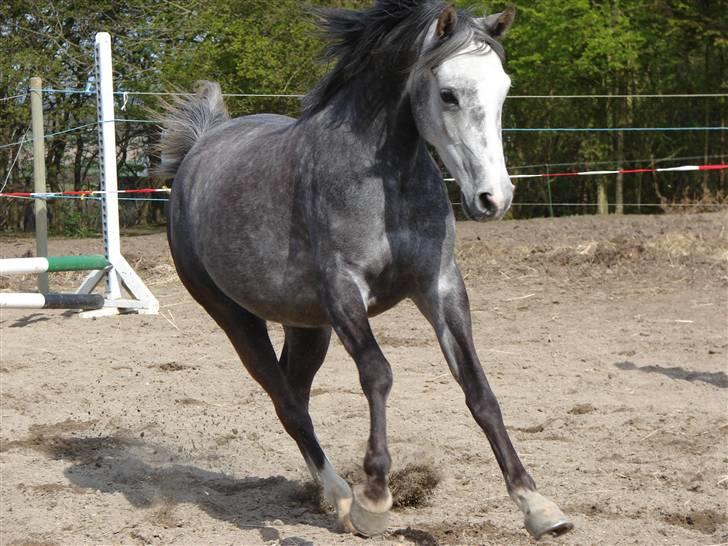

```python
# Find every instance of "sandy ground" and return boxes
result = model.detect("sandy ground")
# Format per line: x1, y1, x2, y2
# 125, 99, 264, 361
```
1, 212, 727, 546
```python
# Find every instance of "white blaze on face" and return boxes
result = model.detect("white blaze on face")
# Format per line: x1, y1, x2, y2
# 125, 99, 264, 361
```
424, 40, 514, 220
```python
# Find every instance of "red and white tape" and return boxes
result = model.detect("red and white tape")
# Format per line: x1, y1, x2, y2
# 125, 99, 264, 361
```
443, 164, 726, 183
510, 164, 727, 180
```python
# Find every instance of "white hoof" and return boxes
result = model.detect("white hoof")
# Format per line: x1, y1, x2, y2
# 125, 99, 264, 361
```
514, 490, 574, 539
348, 484, 392, 537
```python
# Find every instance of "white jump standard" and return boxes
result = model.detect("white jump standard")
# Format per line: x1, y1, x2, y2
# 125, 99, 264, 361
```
80, 32, 158, 317
0, 33, 158, 316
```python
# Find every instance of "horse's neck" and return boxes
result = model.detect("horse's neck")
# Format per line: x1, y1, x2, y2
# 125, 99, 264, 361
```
322, 91, 421, 157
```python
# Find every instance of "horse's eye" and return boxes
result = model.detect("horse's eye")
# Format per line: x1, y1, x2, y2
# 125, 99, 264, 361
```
440, 89, 459, 106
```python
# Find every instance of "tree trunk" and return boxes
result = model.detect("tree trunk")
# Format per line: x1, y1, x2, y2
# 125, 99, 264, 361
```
636, 175, 642, 214
702, 39, 711, 200
597, 178, 609, 215
74, 133, 84, 191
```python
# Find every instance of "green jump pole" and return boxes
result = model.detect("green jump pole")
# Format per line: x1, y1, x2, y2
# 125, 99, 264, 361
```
0, 255, 110, 275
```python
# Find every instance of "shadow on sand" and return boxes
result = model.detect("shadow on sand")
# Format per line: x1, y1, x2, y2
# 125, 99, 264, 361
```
33, 433, 328, 545
8, 313, 52, 328
616, 361, 728, 389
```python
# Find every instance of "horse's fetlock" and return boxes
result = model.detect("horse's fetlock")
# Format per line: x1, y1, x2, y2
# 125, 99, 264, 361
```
364, 450, 391, 479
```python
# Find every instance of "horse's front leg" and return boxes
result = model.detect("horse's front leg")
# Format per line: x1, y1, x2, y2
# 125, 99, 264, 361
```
414, 265, 574, 539
322, 274, 393, 537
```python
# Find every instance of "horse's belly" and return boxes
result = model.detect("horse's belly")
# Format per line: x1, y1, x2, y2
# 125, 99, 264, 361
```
205, 253, 329, 327
235, 287, 329, 328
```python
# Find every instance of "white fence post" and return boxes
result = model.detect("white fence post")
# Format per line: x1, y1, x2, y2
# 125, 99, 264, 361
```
29, 76, 49, 294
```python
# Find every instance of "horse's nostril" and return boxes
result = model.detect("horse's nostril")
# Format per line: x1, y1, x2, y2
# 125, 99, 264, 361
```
478, 192, 498, 216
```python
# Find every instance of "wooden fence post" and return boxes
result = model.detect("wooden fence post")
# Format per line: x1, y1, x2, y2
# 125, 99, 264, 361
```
30, 76, 49, 293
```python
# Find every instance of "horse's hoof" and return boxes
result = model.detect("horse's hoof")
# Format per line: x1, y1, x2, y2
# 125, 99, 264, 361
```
524, 499, 574, 539
332, 494, 355, 534
348, 484, 392, 537
339, 513, 357, 535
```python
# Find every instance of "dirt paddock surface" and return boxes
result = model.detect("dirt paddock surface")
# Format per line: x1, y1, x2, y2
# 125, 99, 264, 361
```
1, 212, 727, 546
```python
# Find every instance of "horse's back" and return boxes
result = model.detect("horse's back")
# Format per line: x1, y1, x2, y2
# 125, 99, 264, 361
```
170, 112, 298, 234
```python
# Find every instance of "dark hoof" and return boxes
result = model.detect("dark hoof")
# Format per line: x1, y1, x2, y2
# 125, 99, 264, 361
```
348, 485, 391, 537
525, 506, 574, 539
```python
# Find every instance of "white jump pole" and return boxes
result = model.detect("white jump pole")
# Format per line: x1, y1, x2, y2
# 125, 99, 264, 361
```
0, 293, 105, 310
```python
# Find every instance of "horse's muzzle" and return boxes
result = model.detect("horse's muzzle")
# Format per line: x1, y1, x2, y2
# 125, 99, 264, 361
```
461, 191, 511, 221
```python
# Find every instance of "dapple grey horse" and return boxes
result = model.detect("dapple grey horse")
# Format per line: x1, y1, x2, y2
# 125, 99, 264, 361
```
159, 0, 573, 539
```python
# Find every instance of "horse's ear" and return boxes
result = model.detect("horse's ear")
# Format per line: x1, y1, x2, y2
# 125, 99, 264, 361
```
436, 4, 458, 39
484, 5, 516, 39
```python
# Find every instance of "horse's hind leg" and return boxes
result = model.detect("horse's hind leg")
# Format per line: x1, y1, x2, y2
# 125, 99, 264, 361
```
278, 326, 331, 405
278, 326, 353, 528
171, 259, 353, 529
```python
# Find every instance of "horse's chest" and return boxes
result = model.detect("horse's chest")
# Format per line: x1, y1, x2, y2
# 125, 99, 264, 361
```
346, 229, 417, 315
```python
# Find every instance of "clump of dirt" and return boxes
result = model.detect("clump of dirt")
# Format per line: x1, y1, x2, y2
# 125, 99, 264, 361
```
390, 463, 441, 508
568, 403, 596, 415
390, 526, 439, 546
323, 462, 441, 511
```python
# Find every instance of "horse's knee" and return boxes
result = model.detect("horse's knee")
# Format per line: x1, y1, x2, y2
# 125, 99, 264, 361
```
466, 394, 503, 424
359, 359, 393, 399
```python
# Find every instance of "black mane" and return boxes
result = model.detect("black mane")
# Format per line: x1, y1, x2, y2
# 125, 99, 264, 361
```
301, 0, 505, 120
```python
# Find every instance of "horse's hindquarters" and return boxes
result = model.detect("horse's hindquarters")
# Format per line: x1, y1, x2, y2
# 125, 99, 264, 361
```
170, 119, 329, 327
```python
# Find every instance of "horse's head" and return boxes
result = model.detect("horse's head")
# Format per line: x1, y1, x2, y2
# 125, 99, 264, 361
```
410, 5, 516, 221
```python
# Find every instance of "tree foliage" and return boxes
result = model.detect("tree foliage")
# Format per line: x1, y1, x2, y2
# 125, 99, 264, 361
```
1, 0, 725, 230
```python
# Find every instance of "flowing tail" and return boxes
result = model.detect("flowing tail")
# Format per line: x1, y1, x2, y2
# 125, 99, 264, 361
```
156, 81, 229, 180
